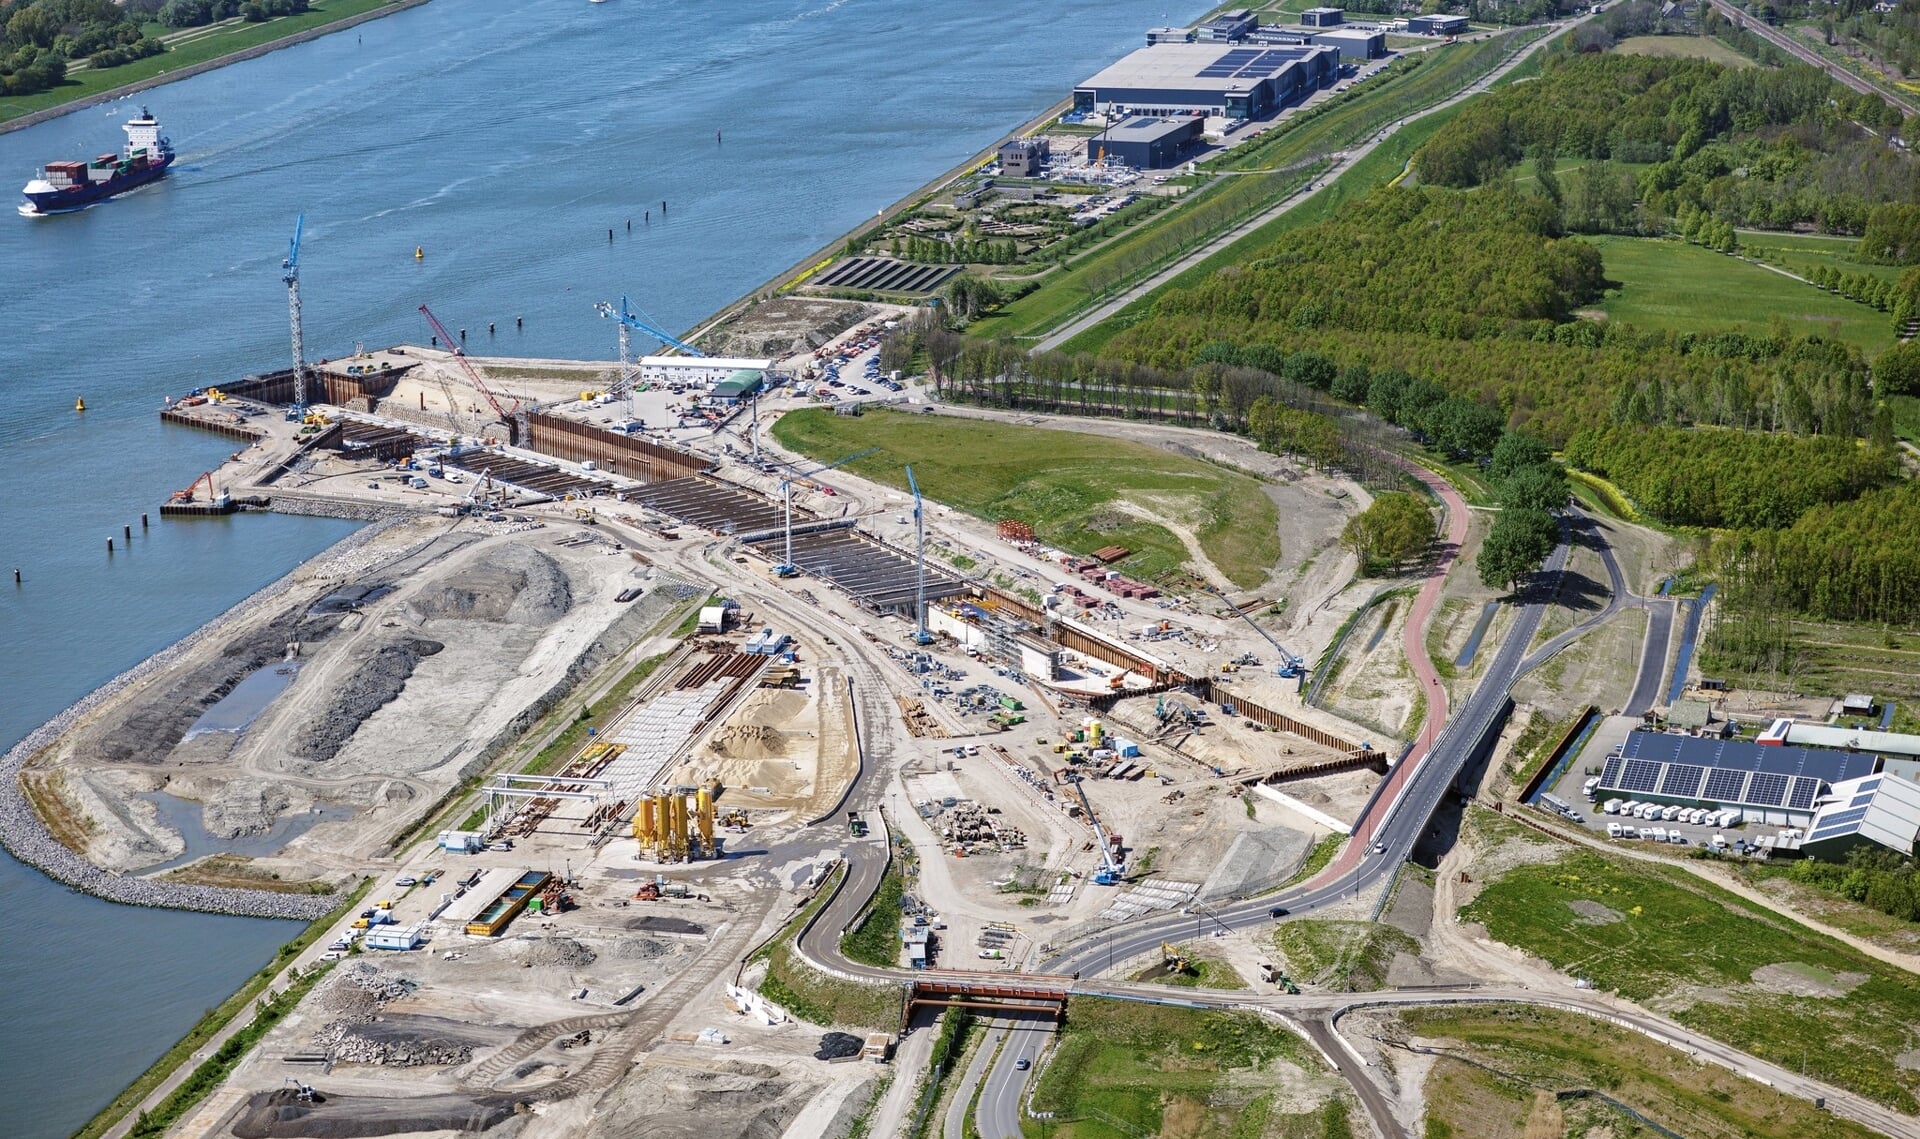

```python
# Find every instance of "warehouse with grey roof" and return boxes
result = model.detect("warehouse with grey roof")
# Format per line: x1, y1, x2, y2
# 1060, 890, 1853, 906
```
1073, 42, 1339, 121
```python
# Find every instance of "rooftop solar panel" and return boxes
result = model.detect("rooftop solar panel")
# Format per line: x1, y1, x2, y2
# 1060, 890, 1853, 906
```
1787, 777, 1823, 810
1620, 731, 1879, 782
1600, 755, 1624, 785
1808, 806, 1870, 839
1619, 760, 1662, 794
1747, 772, 1790, 807
1659, 764, 1706, 798
1703, 767, 1748, 801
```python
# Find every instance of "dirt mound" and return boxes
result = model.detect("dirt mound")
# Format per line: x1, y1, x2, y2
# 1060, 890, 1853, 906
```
317, 963, 416, 1017
286, 638, 443, 763
613, 936, 674, 960
324, 1014, 501, 1067
1750, 962, 1867, 998
405, 546, 571, 625
708, 724, 788, 760
229, 1088, 522, 1138
522, 936, 596, 968
1566, 899, 1623, 925
624, 915, 705, 935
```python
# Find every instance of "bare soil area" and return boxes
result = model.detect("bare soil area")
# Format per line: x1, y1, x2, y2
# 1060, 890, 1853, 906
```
24, 518, 659, 879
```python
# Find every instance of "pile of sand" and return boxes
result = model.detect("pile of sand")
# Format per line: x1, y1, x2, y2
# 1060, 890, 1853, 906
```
707, 724, 787, 760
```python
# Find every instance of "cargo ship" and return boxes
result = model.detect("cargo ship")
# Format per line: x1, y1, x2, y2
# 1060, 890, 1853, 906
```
19, 108, 174, 216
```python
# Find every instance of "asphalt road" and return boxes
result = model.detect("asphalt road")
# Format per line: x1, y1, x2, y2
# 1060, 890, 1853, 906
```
1623, 597, 1673, 717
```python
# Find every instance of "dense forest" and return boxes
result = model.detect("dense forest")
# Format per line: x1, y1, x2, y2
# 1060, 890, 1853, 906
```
1563, 425, 1895, 528
1418, 53, 1915, 234
1, 0, 162, 94
1708, 477, 1920, 629
1096, 182, 1874, 443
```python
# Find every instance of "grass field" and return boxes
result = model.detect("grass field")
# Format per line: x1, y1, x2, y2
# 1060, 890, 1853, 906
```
1613, 34, 1757, 67
1700, 618, 1920, 734
0, 0, 408, 124
1585, 235, 1896, 355
1462, 846, 1920, 1111
1405, 1005, 1888, 1139
1273, 920, 1418, 992
770, 408, 1281, 588
1026, 999, 1350, 1139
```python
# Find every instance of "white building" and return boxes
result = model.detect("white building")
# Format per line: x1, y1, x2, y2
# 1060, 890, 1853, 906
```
364, 923, 426, 951
638, 356, 773, 388
1801, 773, 1920, 860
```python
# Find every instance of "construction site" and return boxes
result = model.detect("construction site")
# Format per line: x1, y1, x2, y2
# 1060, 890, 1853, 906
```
10, 215, 1502, 1139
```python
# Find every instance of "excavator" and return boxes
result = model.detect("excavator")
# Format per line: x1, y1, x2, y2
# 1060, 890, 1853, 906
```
1160, 941, 1193, 977
170, 471, 226, 505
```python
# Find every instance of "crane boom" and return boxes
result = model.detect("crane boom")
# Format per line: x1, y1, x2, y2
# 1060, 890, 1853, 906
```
418, 304, 520, 440
775, 448, 878, 576
906, 464, 930, 644
1214, 589, 1304, 676
1068, 775, 1125, 884
282, 214, 309, 415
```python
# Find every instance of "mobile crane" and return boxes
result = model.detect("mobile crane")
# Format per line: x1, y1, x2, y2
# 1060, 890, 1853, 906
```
1211, 588, 1305, 678
419, 304, 522, 444
1067, 774, 1126, 885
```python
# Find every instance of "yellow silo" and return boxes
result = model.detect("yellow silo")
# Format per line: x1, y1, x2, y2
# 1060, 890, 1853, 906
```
635, 798, 657, 847
696, 788, 716, 857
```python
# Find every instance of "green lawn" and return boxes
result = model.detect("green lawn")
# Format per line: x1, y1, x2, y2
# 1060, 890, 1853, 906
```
1613, 34, 1757, 67
0, 0, 410, 125
1463, 845, 1920, 1111
1585, 235, 1896, 355
770, 408, 1281, 588
1026, 999, 1344, 1139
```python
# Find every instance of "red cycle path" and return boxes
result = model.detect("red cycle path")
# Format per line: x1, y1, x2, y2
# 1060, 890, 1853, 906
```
1317, 462, 1470, 881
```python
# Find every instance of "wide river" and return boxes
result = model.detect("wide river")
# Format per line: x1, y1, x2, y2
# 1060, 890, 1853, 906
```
0, 0, 1196, 1133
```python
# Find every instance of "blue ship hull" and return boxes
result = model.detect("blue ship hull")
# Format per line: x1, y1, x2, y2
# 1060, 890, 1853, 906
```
21, 156, 174, 215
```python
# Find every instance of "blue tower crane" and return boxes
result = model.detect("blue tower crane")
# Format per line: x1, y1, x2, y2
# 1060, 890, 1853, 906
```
907, 464, 932, 645
282, 214, 310, 420
775, 448, 877, 577
595, 295, 705, 408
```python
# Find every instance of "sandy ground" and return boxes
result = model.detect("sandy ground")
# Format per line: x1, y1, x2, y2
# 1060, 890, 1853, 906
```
25, 517, 660, 881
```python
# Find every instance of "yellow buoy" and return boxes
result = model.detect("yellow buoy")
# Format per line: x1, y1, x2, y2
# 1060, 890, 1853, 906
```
414, 246, 424, 260
75, 397, 86, 412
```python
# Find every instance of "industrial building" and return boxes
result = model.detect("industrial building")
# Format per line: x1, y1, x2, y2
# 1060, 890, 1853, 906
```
1758, 717, 1920, 759
1073, 42, 1339, 121
1310, 27, 1386, 60
1196, 8, 1258, 40
1594, 730, 1881, 826
1301, 6, 1345, 26
708, 370, 764, 404
997, 137, 1050, 177
1801, 772, 1920, 860
637, 355, 773, 388
440, 868, 553, 937
1406, 13, 1469, 34
1146, 26, 1192, 44
1093, 116, 1206, 169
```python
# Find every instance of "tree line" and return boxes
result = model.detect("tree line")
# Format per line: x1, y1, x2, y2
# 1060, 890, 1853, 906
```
1563, 424, 1895, 529
3, 0, 162, 93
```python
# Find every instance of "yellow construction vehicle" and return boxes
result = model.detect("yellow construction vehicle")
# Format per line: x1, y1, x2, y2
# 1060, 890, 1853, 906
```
1160, 941, 1192, 976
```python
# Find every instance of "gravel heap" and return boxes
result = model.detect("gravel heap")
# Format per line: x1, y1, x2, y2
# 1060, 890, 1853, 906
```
612, 936, 672, 961
324, 1022, 475, 1068
286, 637, 444, 762
522, 936, 597, 968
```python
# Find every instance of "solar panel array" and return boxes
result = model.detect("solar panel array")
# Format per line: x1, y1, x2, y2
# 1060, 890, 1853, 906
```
1197, 49, 1262, 77
1617, 760, 1661, 794
1195, 48, 1313, 80
1747, 771, 1790, 807
1786, 776, 1822, 810
1659, 764, 1706, 798
1807, 806, 1871, 841
1848, 777, 1882, 808
1702, 767, 1748, 801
